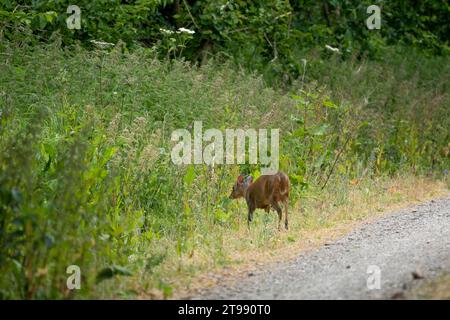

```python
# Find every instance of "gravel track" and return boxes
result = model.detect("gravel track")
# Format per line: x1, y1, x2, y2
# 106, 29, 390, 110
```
195, 196, 450, 299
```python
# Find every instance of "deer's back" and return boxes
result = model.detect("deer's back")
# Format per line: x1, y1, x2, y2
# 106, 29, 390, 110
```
245, 171, 289, 209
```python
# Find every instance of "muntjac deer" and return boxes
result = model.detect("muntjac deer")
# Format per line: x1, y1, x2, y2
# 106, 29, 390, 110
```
229, 171, 290, 230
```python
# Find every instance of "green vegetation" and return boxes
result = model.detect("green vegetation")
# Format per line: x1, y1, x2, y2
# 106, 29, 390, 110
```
1, 1, 449, 82
0, 1, 449, 299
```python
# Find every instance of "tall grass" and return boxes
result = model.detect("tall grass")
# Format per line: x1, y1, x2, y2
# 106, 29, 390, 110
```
0, 38, 448, 298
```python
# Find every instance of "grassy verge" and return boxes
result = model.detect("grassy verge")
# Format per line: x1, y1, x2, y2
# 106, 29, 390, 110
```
405, 274, 450, 299
144, 175, 449, 299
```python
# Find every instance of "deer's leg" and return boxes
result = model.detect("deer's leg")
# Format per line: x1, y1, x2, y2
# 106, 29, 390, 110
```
283, 198, 289, 230
271, 200, 283, 230
247, 202, 255, 227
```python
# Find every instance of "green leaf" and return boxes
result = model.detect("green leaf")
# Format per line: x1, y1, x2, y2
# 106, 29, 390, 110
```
323, 100, 337, 109
158, 280, 173, 299
312, 124, 328, 136
183, 165, 195, 185
38, 15, 47, 29
96, 265, 133, 283
43, 155, 52, 173
145, 253, 166, 273
11, 188, 22, 203
44, 11, 57, 23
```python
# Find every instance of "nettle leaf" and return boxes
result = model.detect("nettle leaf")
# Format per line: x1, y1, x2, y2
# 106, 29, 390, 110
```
358, 121, 370, 129
38, 15, 47, 29
290, 114, 304, 125
44, 11, 57, 23
323, 100, 337, 109
313, 124, 329, 136
183, 165, 195, 185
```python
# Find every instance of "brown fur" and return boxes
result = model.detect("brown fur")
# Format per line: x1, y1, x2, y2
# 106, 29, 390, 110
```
230, 171, 290, 230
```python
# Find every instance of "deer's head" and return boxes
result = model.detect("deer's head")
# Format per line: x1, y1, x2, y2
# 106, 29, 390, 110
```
229, 175, 253, 199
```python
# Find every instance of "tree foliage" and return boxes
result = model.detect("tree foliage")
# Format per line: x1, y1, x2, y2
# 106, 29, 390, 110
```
1, 1, 448, 67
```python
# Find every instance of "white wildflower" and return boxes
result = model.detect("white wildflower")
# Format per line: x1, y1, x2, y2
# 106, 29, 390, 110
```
159, 28, 174, 35
178, 27, 195, 34
325, 44, 340, 53
220, 1, 229, 11
90, 40, 115, 49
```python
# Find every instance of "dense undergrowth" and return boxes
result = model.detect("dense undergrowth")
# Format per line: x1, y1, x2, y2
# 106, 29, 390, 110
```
0, 36, 449, 298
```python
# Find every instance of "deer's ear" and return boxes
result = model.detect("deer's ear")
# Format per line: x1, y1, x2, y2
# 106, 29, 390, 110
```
237, 175, 244, 183
246, 176, 253, 184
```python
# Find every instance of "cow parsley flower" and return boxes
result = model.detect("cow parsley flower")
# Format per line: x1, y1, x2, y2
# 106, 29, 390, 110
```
90, 40, 115, 49
160, 28, 175, 35
325, 44, 340, 53
178, 27, 195, 34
